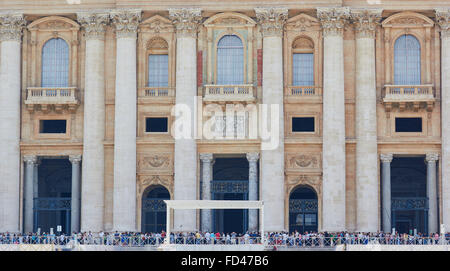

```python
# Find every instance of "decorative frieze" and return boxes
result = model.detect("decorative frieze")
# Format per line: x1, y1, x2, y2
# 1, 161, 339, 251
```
317, 7, 350, 37
77, 12, 109, 40
254, 7, 288, 37
351, 9, 382, 39
137, 153, 173, 174
286, 153, 321, 170
168, 8, 202, 38
110, 9, 142, 39
436, 9, 450, 38
0, 13, 25, 42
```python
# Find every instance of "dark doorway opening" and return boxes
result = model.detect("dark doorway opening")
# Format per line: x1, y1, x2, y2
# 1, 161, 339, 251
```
142, 185, 170, 233
289, 186, 318, 233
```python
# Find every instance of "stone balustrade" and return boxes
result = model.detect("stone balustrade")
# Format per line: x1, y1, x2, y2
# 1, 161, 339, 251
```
383, 84, 435, 111
285, 86, 322, 96
25, 87, 79, 112
203, 84, 255, 102
138, 87, 175, 103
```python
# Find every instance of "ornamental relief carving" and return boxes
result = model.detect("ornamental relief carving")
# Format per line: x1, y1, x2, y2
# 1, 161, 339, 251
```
137, 153, 173, 173
286, 175, 322, 196
137, 175, 173, 196
285, 13, 319, 32
140, 15, 174, 34
146, 37, 168, 49
292, 37, 314, 49
286, 153, 321, 170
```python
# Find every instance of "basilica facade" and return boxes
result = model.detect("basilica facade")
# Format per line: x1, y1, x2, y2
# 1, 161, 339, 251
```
0, 0, 450, 235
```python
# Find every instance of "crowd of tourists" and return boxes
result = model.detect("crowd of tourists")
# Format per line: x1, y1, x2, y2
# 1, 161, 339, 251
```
1, 230, 449, 247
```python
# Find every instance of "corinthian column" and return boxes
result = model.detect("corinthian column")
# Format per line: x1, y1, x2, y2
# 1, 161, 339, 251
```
0, 14, 25, 233
69, 155, 82, 233
380, 153, 393, 233
351, 9, 382, 233
317, 7, 350, 232
169, 8, 202, 232
200, 153, 213, 232
426, 153, 439, 234
255, 7, 287, 232
436, 9, 450, 233
23, 155, 37, 233
77, 12, 109, 232
247, 152, 260, 232
110, 9, 141, 232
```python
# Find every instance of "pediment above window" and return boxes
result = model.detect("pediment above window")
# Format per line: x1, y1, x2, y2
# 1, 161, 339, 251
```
285, 13, 319, 31
140, 15, 174, 33
204, 12, 256, 27
27, 16, 79, 31
382, 12, 434, 28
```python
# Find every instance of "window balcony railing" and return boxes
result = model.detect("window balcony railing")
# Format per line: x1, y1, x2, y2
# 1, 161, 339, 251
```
285, 86, 322, 97
203, 84, 255, 102
25, 87, 79, 112
138, 87, 175, 104
383, 84, 435, 111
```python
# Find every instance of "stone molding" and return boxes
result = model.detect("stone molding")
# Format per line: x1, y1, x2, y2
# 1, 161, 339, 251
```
246, 152, 260, 162
380, 153, 393, 163
77, 11, 109, 40
254, 7, 288, 37
137, 175, 173, 196
317, 7, 350, 37
110, 9, 142, 39
436, 8, 450, 38
0, 13, 25, 42
168, 8, 202, 38
23, 155, 37, 165
351, 9, 382, 39
69, 155, 82, 164
199, 153, 213, 163
286, 175, 322, 196
425, 153, 439, 162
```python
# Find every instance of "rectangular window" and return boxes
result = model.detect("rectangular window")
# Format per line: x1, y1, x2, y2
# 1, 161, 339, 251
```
39, 120, 67, 134
146, 117, 168, 133
395, 117, 422, 132
292, 53, 314, 86
292, 117, 315, 132
148, 54, 169, 87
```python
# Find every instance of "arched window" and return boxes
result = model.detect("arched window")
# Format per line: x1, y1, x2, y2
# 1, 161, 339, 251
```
41, 38, 69, 87
217, 35, 244, 85
394, 35, 421, 85
147, 37, 169, 87
292, 37, 314, 86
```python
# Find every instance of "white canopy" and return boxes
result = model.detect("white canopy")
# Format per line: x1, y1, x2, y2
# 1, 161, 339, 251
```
163, 200, 263, 209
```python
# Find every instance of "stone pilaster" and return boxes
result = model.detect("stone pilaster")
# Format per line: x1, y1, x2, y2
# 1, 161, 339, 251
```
380, 153, 393, 233
77, 11, 109, 232
317, 7, 349, 232
110, 9, 142, 232
23, 155, 37, 233
169, 8, 202, 232
69, 155, 82, 233
352, 8, 382, 233
0, 13, 25, 233
255, 7, 287, 232
247, 152, 260, 232
436, 8, 450, 233
426, 153, 439, 234
200, 153, 213, 232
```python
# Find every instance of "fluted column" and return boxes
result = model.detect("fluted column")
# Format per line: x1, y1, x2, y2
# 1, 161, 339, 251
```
200, 153, 213, 232
110, 9, 141, 232
255, 7, 287, 232
0, 14, 25, 233
247, 152, 260, 232
380, 153, 393, 233
318, 7, 349, 232
352, 9, 382, 232
77, 12, 109, 232
23, 155, 37, 233
69, 155, 82, 233
169, 8, 202, 232
426, 153, 439, 234
436, 9, 450, 233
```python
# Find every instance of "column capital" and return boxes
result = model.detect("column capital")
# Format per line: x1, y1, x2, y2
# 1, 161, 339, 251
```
199, 153, 213, 163
169, 8, 202, 38
426, 153, 439, 163
254, 7, 288, 37
69, 155, 82, 164
77, 11, 110, 40
350, 8, 382, 39
0, 13, 26, 42
380, 153, 393, 163
110, 9, 142, 39
435, 8, 450, 38
246, 152, 260, 162
317, 7, 350, 37
23, 155, 37, 165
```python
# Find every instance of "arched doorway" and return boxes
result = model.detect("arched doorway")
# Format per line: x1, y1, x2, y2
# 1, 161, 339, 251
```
141, 185, 170, 233
289, 186, 318, 233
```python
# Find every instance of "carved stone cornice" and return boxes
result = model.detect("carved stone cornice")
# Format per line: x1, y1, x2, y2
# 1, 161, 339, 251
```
23, 155, 37, 165
380, 153, 393, 163
0, 13, 25, 42
168, 8, 202, 38
317, 7, 350, 37
425, 153, 439, 163
254, 7, 288, 37
246, 152, 260, 162
435, 8, 450, 39
110, 9, 142, 39
69, 155, 82, 164
351, 9, 382, 39
77, 11, 109, 40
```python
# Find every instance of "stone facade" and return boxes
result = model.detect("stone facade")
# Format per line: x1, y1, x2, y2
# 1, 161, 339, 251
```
0, 0, 449, 234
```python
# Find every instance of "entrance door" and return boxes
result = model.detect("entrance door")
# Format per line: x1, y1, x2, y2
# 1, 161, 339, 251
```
141, 186, 170, 233
289, 186, 318, 233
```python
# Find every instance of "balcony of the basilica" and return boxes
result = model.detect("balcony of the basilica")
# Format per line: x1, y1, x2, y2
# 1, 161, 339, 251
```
25, 87, 80, 113
284, 86, 322, 103
203, 84, 256, 103
138, 86, 175, 104
382, 84, 435, 112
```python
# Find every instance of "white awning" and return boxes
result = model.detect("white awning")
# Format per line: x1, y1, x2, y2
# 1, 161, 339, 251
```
163, 200, 263, 209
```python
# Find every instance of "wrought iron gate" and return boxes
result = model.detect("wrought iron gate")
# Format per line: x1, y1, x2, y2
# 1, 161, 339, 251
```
33, 197, 71, 234
289, 199, 318, 233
